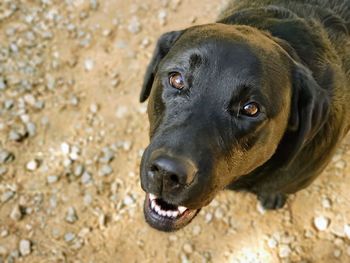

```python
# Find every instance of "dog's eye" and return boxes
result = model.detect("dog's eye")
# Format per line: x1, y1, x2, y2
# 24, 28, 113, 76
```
241, 102, 260, 117
169, 72, 184, 90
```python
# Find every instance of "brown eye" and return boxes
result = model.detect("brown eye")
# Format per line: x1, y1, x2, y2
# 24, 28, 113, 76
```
169, 72, 184, 90
241, 102, 260, 117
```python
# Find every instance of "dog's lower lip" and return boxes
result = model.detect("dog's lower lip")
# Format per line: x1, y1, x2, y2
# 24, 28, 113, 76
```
143, 193, 200, 231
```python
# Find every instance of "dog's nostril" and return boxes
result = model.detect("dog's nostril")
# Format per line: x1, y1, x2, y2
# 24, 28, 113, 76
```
149, 156, 197, 188
150, 164, 159, 172
169, 174, 179, 184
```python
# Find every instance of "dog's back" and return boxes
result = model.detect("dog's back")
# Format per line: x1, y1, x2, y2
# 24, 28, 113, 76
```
220, 0, 350, 131
218, 0, 350, 194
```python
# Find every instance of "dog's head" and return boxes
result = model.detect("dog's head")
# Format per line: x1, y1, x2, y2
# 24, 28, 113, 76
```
140, 24, 329, 231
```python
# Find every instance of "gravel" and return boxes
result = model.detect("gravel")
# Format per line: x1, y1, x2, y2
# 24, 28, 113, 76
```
81, 171, 92, 184
64, 232, 76, 243
26, 159, 40, 171
98, 164, 113, 176
322, 197, 332, 208
278, 244, 292, 258
60, 142, 70, 155
0, 167, 8, 176
26, 122, 36, 137
0, 149, 15, 164
128, 16, 141, 34
10, 204, 23, 221
0, 0, 348, 262
123, 194, 135, 206
65, 207, 78, 223
192, 225, 201, 236
19, 240, 31, 256
344, 224, 350, 239
74, 164, 84, 177
0, 246, 7, 256
0, 77, 7, 90
47, 175, 59, 184
84, 59, 94, 71
314, 216, 330, 231
183, 243, 193, 254
334, 249, 342, 258
1, 191, 15, 203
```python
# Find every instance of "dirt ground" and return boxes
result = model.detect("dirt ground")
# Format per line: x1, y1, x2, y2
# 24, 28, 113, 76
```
0, 0, 350, 262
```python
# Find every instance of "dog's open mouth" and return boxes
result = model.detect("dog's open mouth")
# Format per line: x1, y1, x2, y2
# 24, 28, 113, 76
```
143, 193, 200, 232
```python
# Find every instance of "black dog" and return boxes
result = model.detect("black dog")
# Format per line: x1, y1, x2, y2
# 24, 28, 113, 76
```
139, 0, 350, 232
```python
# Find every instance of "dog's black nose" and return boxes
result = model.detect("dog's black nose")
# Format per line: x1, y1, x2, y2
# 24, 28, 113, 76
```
148, 156, 197, 192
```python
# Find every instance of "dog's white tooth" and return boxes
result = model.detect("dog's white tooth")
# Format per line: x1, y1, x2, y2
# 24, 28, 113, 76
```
178, 206, 187, 214
149, 193, 157, 201
155, 205, 161, 214
166, 211, 173, 217
172, 211, 179, 217
160, 210, 167, 217
151, 200, 156, 209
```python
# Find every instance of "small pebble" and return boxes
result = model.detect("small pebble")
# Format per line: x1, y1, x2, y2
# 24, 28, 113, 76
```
0, 150, 15, 164
192, 225, 201, 236
128, 16, 141, 34
123, 194, 135, 206
47, 175, 59, 184
84, 59, 94, 71
115, 106, 128, 119
19, 240, 31, 256
64, 232, 76, 243
83, 194, 93, 205
90, 0, 98, 10
278, 244, 291, 258
0, 245, 7, 256
26, 122, 36, 137
26, 159, 40, 171
60, 142, 70, 155
314, 216, 330, 231
69, 146, 80, 160
2, 191, 15, 203
4, 99, 14, 109
334, 249, 342, 258
81, 171, 92, 184
74, 164, 84, 177
344, 224, 350, 239
65, 207, 78, 223
334, 160, 346, 169
183, 243, 193, 254
98, 213, 106, 228
140, 37, 150, 48
0, 78, 6, 90
89, 103, 99, 113
214, 207, 224, 219
205, 213, 213, 223
10, 204, 22, 221
322, 197, 332, 208
9, 130, 24, 142
98, 164, 113, 176
0, 229, 9, 237
0, 166, 8, 176
267, 237, 278, 248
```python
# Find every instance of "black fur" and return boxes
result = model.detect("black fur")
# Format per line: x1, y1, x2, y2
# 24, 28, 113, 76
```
140, 0, 350, 231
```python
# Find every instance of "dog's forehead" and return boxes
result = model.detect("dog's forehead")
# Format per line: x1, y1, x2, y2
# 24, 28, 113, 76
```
164, 33, 262, 80
164, 24, 285, 76
179, 23, 281, 54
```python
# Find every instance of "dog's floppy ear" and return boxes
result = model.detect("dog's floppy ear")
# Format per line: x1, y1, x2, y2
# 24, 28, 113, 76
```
140, 30, 184, 102
282, 63, 330, 166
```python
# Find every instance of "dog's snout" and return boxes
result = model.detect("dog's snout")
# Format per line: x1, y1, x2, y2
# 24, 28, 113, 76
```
148, 156, 197, 192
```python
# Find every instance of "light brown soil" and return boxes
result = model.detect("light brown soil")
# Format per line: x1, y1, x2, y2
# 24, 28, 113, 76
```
0, 1, 349, 262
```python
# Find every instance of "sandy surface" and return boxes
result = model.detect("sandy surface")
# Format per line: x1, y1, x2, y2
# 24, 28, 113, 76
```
0, 0, 349, 262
